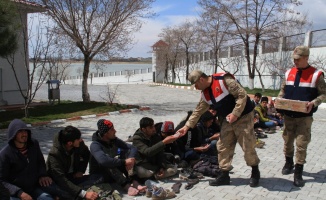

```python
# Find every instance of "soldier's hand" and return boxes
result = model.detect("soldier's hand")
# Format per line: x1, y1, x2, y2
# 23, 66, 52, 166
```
306, 102, 314, 113
176, 126, 189, 137
226, 113, 238, 124
85, 191, 99, 200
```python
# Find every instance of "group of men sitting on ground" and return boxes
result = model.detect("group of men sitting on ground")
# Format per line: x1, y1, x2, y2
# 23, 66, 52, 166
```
0, 107, 221, 200
251, 92, 284, 139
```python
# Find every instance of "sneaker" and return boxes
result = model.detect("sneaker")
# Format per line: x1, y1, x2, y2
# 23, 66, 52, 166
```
256, 132, 267, 138
152, 187, 176, 200
255, 139, 265, 148
179, 168, 203, 180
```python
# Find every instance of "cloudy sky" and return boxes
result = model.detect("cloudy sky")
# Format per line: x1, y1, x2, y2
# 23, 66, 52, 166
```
127, 0, 326, 58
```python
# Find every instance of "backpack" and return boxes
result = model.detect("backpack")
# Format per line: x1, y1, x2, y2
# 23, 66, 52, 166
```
192, 155, 219, 177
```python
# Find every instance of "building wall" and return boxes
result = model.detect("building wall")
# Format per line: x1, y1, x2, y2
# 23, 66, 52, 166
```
0, 11, 28, 105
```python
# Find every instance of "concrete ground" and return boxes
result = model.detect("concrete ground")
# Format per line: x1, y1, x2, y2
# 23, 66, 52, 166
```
1, 84, 326, 200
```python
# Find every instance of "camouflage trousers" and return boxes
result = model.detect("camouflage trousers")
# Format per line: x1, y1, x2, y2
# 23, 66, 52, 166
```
217, 111, 260, 171
283, 115, 313, 165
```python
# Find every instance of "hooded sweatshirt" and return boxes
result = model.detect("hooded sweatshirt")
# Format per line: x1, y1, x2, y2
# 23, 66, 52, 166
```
0, 119, 47, 197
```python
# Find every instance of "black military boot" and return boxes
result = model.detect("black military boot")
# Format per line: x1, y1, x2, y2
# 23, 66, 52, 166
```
209, 171, 230, 186
293, 164, 305, 187
249, 165, 260, 187
282, 156, 294, 175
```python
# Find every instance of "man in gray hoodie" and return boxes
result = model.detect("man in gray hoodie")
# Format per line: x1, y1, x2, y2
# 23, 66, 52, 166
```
0, 119, 54, 200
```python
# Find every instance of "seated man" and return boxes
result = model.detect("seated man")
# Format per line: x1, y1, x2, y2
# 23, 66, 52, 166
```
0, 119, 54, 200
197, 110, 219, 156
155, 121, 181, 157
46, 126, 102, 200
89, 119, 145, 196
252, 92, 262, 106
132, 117, 178, 180
255, 96, 278, 131
267, 98, 284, 126
175, 111, 210, 166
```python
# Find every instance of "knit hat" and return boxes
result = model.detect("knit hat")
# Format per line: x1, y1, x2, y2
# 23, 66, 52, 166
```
161, 121, 175, 135
200, 111, 214, 122
261, 96, 269, 103
97, 119, 113, 136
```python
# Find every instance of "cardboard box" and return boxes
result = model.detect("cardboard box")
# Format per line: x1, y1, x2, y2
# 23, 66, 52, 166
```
274, 98, 308, 113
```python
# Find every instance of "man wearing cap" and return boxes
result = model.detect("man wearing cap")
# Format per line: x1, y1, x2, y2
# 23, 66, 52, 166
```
277, 46, 326, 187
177, 70, 260, 187
89, 119, 145, 196
0, 119, 54, 200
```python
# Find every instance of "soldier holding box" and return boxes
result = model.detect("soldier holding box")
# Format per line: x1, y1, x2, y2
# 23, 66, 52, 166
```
277, 46, 326, 187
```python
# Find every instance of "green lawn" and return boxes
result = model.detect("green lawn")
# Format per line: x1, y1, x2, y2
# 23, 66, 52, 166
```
0, 101, 138, 129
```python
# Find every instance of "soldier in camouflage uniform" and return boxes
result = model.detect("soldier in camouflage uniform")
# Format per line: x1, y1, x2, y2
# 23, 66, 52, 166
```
177, 70, 260, 187
277, 46, 326, 187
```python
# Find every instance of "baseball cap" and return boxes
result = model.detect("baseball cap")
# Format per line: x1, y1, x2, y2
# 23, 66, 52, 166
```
161, 121, 174, 134
292, 46, 309, 59
97, 119, 113, 136
188, 70, 203, 84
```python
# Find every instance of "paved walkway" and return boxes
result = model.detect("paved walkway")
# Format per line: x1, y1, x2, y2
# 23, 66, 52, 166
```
1, 84, 326, 200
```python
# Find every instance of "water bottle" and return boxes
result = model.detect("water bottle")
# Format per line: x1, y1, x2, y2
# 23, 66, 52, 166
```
117, 148, 121, 158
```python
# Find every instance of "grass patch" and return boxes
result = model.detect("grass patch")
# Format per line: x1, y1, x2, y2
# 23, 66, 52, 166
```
0, 101, 138, 129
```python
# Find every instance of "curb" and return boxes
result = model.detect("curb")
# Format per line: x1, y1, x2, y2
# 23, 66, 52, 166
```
29, 106, 151, 127
150, 83, 197, 90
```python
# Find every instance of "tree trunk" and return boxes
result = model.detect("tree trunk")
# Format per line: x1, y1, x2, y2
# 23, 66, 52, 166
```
248, 78, 254, 90
82, 57, 91, 102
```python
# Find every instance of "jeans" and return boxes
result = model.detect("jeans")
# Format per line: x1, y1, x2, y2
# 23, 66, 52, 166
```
10, 188, 54, 200
42, 174, 103, 199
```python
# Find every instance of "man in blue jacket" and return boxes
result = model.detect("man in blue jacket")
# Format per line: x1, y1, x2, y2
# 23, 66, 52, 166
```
0, 119, 54, 200
89, 119, 144, 196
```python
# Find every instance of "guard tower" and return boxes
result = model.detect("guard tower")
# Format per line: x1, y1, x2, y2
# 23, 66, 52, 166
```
151, 40, 169, 83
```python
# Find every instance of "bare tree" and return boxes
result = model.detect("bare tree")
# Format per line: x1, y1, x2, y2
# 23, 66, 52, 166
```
125, 70, 134, 83
99, 84, 119, 105
199, 0, 308, 89
159, 27, 183, 83
92, 62, 105, 75
46, 57, 72, 81
176, 21, 199, 81
197, 1, 231, 73
5, 13, 52, 117
40, 0, 154, 102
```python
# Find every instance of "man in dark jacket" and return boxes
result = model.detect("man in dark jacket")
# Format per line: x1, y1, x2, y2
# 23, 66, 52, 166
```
46, 126, 102, 200
89, 119, 144, 196
132, 117, 178, 180
175, 111, 210, 165
0, 119, 54, 200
